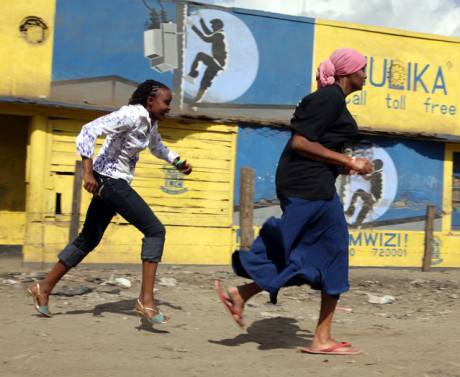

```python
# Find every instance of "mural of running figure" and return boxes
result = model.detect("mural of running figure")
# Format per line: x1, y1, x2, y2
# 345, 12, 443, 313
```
345, 159, 384, 226
187, 12, 227, 103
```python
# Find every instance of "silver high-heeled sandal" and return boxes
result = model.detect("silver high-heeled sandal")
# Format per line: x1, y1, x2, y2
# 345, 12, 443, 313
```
134, 298, 168, 325
27, 283, 51, 317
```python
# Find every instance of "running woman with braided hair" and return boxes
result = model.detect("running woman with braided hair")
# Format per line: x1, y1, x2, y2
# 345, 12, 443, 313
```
28, 80, 192, 326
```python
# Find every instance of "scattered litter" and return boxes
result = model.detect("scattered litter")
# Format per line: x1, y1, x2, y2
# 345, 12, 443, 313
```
353, 290, 369, 295
336, 306, 353, 313
0, 279, 19, 285
102, 274, 132, 288
410, 279, 427, 287
85, 277, 105, 284
159, 277, 177, 287
53, 285, 93, 297
97, 286, 121, 294
102, 274, 117, 286
29, 272, 48, 279
367, 294, 396, 305
260, 311, 281, 318
114, 277, 132, 289
284, 295, 301, 303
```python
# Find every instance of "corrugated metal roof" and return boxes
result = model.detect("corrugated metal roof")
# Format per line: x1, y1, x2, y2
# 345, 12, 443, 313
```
0, 95, 116, 112
1, 95, 459, 142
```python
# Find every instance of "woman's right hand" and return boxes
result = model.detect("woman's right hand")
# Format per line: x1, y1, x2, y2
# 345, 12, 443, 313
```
83, 172, 99, 194
349, 157, 373, 175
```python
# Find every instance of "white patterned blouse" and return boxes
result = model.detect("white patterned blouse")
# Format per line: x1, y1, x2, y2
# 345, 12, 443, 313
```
76, 104, 178, 183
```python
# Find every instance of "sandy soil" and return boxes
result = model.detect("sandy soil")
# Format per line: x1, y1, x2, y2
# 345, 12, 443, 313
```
1, 256, 459, 377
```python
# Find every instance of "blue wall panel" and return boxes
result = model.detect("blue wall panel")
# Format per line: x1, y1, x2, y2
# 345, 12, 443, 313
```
53, 0, 173, 85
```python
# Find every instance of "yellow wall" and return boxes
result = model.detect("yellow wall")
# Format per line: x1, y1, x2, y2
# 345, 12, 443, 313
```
234, 226, 460, 268
23, 115, 52, 262
23, 115, 238, 265
313, 20, 460, 136
0, 0, 55, 97
442, 144, 460, 232
309, 20, 460, 267
0, 115, 29, 244
343, 143, 460, 267
348, 229, 460, 267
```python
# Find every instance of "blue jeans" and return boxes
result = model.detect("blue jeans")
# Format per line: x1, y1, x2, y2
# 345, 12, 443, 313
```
58, 171, 165, 268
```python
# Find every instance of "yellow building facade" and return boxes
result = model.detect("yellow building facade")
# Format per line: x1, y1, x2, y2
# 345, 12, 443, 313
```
38, 115, 237, 264
0, 0, 55, 249
0, 100, 237, 264
312, 20, 460, 268
2, 1, 460, 268
0, 0, 238, 265
0, 0, 55, 97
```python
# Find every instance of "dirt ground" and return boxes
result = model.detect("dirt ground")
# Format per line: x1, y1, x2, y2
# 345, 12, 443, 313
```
1, 255, 460, 377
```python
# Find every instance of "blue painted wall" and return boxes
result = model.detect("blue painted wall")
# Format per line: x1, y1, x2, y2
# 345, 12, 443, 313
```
234, 125, 290, 204
230, 11, 314, 105
370, 137, 444, 222
235, 127, 445, 228
54, 1, 314, 105
53, 0, 174, 86
183, 6, 314, 105
52, 1, 448, 230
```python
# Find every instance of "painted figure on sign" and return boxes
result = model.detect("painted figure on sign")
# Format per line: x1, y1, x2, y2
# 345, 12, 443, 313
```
345, 158, 384, 226
186, 11, 227, 103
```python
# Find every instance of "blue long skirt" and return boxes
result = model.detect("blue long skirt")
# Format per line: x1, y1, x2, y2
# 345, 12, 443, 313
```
232, 194, 349, 304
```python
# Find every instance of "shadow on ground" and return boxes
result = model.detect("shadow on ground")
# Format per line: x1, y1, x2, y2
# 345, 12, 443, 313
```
64, 298, 182, 317
209, 317, 313, 350
62, 298, 181, 334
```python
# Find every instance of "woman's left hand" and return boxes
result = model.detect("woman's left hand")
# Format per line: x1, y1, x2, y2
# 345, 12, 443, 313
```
342, 166, 359, 175
349, 157, 372, 175
174, 158, 192, 175
180, 160, 192, 175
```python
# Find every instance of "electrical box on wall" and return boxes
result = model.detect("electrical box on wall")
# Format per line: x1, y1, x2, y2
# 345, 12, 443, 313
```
144, 22, 179, 73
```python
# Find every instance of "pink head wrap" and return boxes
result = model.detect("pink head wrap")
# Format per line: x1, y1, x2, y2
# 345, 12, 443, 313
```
316, 48, 367, 88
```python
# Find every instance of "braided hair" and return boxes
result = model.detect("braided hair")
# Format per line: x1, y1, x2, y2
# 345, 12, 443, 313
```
128, 80, 170, 106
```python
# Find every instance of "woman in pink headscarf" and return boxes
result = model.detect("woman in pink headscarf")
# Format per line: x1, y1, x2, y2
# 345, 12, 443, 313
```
215, 48, 372, 355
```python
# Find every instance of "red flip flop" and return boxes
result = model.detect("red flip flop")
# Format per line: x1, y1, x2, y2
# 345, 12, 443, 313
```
300, 341, 361, 355
214, 280, 244, 328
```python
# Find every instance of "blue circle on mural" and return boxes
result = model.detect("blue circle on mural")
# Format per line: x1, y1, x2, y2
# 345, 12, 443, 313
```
184, 9, 259, 103
343, 147, 398, 225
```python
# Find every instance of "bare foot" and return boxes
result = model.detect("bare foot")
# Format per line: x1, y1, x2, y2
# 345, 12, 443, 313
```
214, 281, 245, 328
227, 286, 245, 326
302, 340, 361, 355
